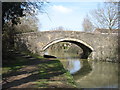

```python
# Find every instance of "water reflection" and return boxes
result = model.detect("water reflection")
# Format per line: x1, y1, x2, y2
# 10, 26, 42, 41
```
44, 48, 82, 74
44, 48, 118, 88
68, 59, 81, 74
73, 61, 118, 88
59, 58, 81, 74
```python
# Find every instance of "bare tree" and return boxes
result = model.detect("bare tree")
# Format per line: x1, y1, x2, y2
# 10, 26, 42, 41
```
51, 26, 65, 31
14, 15, 39, 33
89, 1, 119, 32
82, 15, 94, 32
56, 26, 64, 31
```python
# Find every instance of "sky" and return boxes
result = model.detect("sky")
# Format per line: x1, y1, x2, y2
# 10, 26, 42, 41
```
36, 1, 103, 31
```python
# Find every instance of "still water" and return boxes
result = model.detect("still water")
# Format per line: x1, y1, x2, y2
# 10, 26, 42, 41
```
45, 49, 118, 88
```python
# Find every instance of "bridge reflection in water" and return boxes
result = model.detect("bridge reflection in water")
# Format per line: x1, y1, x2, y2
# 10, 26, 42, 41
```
73, 60, 118, 88
44, 47, 118, 88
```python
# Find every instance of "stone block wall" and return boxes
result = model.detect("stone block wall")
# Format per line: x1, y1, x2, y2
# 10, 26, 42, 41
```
14, 31, 119, 62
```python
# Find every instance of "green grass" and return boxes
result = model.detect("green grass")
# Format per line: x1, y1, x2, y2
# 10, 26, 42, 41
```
2, 51, 44, 74
38, 60, 67, 79
2, 50, 76, 88
35, 59, 76, 88
20, 51, 43, 59
3, 57, 27, 74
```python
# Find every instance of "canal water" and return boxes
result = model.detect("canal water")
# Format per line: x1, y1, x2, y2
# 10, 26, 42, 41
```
44, 48, 118, 88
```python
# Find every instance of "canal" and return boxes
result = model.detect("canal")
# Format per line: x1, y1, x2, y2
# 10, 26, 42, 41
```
44, 43, 118, 88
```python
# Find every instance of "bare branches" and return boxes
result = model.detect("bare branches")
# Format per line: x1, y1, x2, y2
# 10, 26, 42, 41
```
89, 1, 119, 30
82, 15, 94, 32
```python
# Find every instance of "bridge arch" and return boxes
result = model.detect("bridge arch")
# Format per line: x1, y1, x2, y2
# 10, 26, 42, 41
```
42, 38, 94, 59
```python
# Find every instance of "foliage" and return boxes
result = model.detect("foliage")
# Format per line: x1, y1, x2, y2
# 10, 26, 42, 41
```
2, 2, 46, 26
2, 23, 14, 57
2, 2, 47, 57
14, 16, 39, 33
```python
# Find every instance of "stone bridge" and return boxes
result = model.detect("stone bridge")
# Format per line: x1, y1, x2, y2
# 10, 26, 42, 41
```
15, 31, 118, 62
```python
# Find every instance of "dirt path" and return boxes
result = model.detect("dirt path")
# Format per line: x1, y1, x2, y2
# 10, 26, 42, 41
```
3, 58, 46, 88
2, 52, 76, 89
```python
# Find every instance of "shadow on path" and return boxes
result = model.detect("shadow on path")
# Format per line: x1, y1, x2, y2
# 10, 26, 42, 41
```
2, 52, 66, 89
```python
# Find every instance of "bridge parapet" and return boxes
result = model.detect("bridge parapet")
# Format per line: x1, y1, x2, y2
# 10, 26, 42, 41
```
14, 31, 118, 62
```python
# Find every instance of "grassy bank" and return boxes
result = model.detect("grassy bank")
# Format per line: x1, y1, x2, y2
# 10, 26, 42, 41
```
2, 50, 76, 88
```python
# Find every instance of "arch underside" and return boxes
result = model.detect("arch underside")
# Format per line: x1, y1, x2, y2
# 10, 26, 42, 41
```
42, 38, 94, 59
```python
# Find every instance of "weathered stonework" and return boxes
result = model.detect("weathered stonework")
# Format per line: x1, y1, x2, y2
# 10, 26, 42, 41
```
14, 31, 119, 62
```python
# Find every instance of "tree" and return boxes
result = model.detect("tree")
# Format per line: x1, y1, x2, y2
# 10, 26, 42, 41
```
14, 15, 39, 33
2, 1, 47, 58
2, 2, 46, 26
51, 26, 65, 31
82, 15, 94, 32
89, 1, 119, 32
55, 26, 65, 31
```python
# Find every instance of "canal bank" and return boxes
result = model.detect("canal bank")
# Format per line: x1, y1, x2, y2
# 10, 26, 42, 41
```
2, 50, 76, 89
